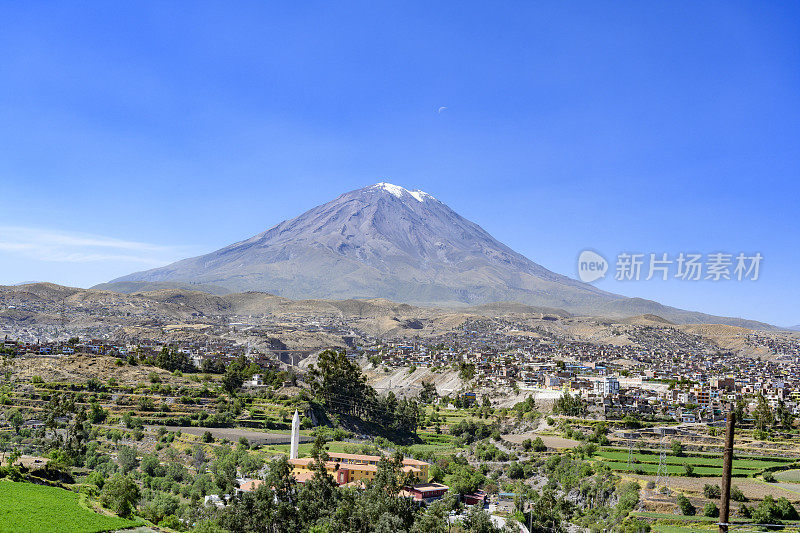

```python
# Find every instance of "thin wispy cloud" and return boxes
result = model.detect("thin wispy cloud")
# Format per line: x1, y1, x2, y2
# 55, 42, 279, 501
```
0, 226, 189, 265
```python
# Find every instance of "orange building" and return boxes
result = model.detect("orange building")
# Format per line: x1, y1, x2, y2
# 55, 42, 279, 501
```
289, 452, 429, 485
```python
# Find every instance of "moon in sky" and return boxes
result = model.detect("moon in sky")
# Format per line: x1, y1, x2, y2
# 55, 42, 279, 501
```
437, 106, 447, 114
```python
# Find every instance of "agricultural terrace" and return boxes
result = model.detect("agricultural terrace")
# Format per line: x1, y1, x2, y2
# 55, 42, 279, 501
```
595, 447, 796, 477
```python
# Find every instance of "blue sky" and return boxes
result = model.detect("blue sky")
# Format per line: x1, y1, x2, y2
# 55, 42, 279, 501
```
0, 2, 798, 326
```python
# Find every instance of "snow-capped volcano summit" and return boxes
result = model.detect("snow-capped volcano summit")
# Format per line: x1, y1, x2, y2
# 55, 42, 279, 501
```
370, 182, 436, 202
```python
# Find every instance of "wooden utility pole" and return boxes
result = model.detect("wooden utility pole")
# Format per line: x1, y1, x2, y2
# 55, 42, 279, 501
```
719, 410, 736, 533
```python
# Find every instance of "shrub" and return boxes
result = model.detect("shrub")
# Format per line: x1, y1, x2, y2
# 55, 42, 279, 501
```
703, 484, 721, 499
703, 502, 719, 518
0, 466, 24, 481
87, 471, 106, 490
745, 495, 798, 526
159, 515, 183, 530
730, 485, 747, 502
615, 482, 641, 516
776, 497, 799, 520
506, 462, 524, 479
763, 471, 776, 483
683, 463, 694, 477
620, 518, 651, 533
677, 494, 696, 516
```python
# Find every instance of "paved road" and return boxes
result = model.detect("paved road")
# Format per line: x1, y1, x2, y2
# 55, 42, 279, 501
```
149, 425, 313, 446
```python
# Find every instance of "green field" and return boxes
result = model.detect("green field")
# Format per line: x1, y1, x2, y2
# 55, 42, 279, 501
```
261, 440, 358, 457
635, 511, 800, 532
601, 460, 753, 476
0, 481, 142, 533
596, 448, 791, 476
776, 469, 800, 483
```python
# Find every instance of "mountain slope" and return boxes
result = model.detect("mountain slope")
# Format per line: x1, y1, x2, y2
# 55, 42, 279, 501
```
106, 183, 769, 327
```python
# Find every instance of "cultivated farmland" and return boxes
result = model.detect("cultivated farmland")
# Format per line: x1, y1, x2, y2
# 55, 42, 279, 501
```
0, 480, 142, 533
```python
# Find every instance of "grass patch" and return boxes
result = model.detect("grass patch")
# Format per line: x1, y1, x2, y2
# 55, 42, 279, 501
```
652, 525, 713, 533
597, 450, 788, 470
0, 480, 142, 533
776, 469, 800, 483
634, 512, 719, 522
601, 460, 752, 477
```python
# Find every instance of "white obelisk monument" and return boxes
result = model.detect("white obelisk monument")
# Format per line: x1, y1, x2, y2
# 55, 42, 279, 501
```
289, 409, 300, 460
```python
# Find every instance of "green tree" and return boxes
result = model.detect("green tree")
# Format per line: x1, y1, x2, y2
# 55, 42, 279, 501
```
754, 393, 773, 433
100, 474, 140, 518
201, 358, 225, 374
506, 462, 524, 479
139, 490, 180, 524
775, 497, 799, 520
140, 453, 163, 477
460, 504, 503, 532
410, 500, 449, 533
419, 381, 438, 404
7, 408, 23, 434
552, 392, 586, 416
117, 445, 139, 474
210, 446, 239, 497
458, 362, 476, 381
89, 401, 108, 423
5, 450, 21, 467
222, 357, 248, 395
776, 399, 795, 430
297, 434, 339, 526
524, 489, 567, 533
734, 396, 747, 422
221, 455, 301, 532
155, 346, 194, 373
670, 440, 683, 456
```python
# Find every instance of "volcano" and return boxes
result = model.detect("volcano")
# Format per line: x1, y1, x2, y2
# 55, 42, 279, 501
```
104, 183, 768, 327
